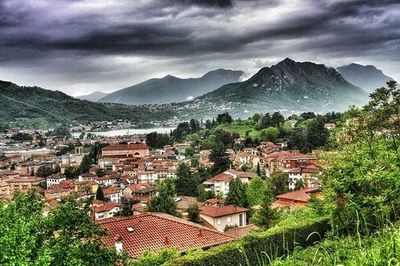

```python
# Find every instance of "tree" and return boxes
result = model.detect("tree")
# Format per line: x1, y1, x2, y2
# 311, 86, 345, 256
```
117, 199, 137, 216
147, 178, 179, 216
187, 204, 201, 224
307, 116, 329, 149
79, 154, 93, 174
225, 178, 248, 207
256, 162, 261, 176
216, 112, 233, 124
175, 164, 199, 196
209, 142, 231, 175
254, 187, 278, 229
0, 192, 123, 265
271, 112, 284, 127
288, 127, 309, 153
260, 127, 279, 142
36, 165, 53, 177
294, 179, 304, 190
246, 176, 268, 206
269, 171, 288, 196
96, 186, 105, 201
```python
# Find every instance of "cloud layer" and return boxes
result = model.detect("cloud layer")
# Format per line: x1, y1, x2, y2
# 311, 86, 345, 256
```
0, 0, 399, 95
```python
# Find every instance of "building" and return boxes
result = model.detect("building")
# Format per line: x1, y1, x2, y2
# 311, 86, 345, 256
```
203, 169, 255, 197
122, 183, 155, 202
99, 212, 234, 258
273, 188, 320, 208
288, 165, 320, 190
101, 143, 150, 159
200, 204, 248, 232
6, 177, 44, 194
93, 202, 121, 220
103, 186, 122, 203
46, 174, 66, 189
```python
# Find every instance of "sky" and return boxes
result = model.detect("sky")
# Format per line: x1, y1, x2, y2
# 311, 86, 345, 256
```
0, 0, 399, 96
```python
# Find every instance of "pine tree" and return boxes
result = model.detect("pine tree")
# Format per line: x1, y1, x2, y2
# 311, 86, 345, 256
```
246, 176, 268, 206
175, 164, 199, 196
254, 186, 278, 229
209, 142, 230, 175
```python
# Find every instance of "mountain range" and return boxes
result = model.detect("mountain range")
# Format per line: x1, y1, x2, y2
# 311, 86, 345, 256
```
337, 63, 394, 93
0, 81, 175, 128
99, 69, 244, 105
77, 91, 108, 102
1, 58, 392, 128
179, 58, 369, 119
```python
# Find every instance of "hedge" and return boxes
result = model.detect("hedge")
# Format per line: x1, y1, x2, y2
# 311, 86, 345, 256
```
166, 217, 330, 266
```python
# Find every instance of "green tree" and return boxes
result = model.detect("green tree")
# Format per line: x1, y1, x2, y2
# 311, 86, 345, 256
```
187, 204, 201, 224
175, 164, 199, 196
261, 127, 279, 142
216, 112, 233, 124
307, 116, 329, 149
36, 165, 53, 177
294, 179, 304, 190
225, 178, 248, 207
246, 176, 268, 206
253, 187, 278, 229
79, 154, 93, 174
269, 171, 288, 196
209, 142, 231, 175
271, 112, 284, 127
96, 186, 105, 201
147, 178, 179, 216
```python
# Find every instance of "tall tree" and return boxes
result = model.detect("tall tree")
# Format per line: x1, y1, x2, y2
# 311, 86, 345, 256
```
96, 186, 105, 201
79, 154, 93, 174
225, 178, 248, 207
187, 204, 201, 224
209, 142, 231, 175
147, 178, 179, 216
254, 186, 278, 229
175, 164, 199, 196
269, 171, 288, 196
246, 176, 268, 206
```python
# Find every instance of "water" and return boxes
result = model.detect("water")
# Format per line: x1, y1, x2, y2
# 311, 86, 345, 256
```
71, 127, 175, 137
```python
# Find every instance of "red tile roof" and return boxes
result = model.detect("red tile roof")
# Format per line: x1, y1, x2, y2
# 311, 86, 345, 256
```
100, 213, 234, 258
94, 202, 121, 213
103, 186, 120, 195
204, 173, 232, 183
102, 143, 148, 151
275, 188, 320, 203
200, 205, 248, 218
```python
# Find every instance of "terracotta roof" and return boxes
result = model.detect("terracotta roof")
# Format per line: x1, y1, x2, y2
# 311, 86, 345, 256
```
102, 143, 148, 151
275, 188, 320, 203
103, 186, 120, 195
94, 202, 121, 213
7, 177, 43, 183
224, 224, 257, 238
127, 183, 154, 192
100, 213, 234, 258
80, 173, 97, 178
204, 173, 232, 183
200, 205, 248, 218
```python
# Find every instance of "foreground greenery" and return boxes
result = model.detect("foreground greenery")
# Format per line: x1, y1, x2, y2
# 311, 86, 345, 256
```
0, 193, 123, 265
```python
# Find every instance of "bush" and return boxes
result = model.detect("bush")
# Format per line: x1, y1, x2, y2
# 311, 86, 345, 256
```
166, 217, 330, 266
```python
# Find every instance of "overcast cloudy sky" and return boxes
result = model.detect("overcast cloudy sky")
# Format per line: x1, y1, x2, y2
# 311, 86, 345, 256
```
0, 0, 399, 96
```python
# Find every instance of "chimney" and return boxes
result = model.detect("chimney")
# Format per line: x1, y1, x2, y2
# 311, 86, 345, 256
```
114, 234, 123, 254
164, 236, 170, 245
198, 229, 203, 237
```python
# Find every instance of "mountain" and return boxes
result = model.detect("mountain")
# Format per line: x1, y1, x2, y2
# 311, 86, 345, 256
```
181, 58, 369, 118
99, 69, 244, 105
0, 80, 176, 128
76, 91, 108, 102
337, 63, 394, 93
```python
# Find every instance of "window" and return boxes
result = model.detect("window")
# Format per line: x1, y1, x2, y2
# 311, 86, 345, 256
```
239, 214, 244, 226
227, 216, 231, 223
217, 219, 221, 225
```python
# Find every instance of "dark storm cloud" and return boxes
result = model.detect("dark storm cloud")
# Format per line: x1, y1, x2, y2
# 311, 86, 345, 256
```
0, 0, 399, 94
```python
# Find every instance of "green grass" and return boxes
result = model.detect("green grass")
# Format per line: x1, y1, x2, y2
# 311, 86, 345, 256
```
214, 121, 261, 139
267, 224, 400, 266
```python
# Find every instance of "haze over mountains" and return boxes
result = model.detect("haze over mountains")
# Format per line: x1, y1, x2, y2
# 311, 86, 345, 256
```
99, 69, 244, 105
77, 91, 108, 102
337, 63, 394, 93
185, 58, 369, 118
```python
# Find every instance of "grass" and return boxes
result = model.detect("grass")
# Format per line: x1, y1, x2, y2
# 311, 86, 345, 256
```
266, 224, 400, 266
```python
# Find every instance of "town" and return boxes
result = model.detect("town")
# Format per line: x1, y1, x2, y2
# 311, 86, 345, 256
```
0, 111, 334, 260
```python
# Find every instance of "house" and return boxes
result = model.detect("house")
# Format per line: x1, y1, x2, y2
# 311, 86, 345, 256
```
93, 202, 121, 220
174, 143, 191, 154
137, 170, 158, 183
44, 179, 75, 200
103, 186, 122, 203
101, 143, 150, 159
78, 172, 97, 182
122, 182, 155, 202
99, 212, 234, 258
175, 196, 198, 217
203, 172, 232, 197
46, 174, 66, 189
288, 165, 320, 190
6, 177, 44, 194
200, 204, 248, 232
235, 152, 253, 165
273, 188, 320, 208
